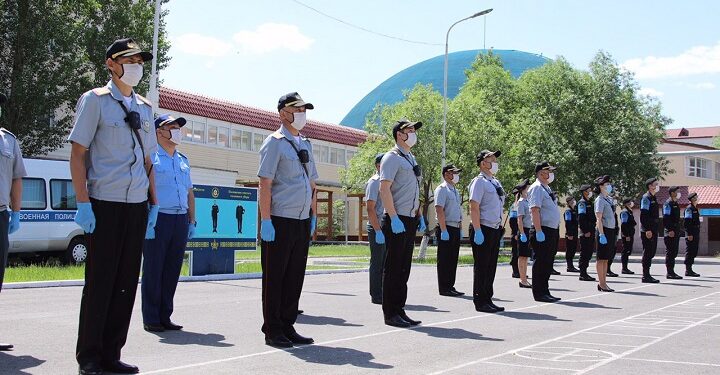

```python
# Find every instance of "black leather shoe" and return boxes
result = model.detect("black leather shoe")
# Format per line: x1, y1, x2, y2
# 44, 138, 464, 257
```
550, 269, 561, 275
519, 282, 532, 289
686, 270, 701, 277
100, 360, 139, 374
475, 303, 498, 313
78, 362, 102, 375
622, 268, 635, 275
144, 323, 165, 332
371, 298, 383, 304
547, 294, 561, 301
450, 288, 465, 296
667, 273, 683, 280
511, 272, 520, 279
607, 271, 619, 277
162, 321, 183, 330
534, 295, 557, 303
439, 290, 456, 297
399, 311, 421, 325
265, 334, 294, 348
489, 302, 505, 312
285, 331, 314, 345
642, 276, 660, 283
579, 274, 596, 281
0, 343, 13, 351
297, 310, 304, 315
566, 266, 580, 273
385, 315, 411, 328
597, 284, 615, 292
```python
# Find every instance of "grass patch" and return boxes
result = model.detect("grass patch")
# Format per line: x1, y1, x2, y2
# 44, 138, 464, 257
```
413, 255, 512, 265
4, 264, 86, 283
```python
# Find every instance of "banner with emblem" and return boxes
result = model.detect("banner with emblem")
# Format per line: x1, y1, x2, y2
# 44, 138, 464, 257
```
186, 185, 258, 275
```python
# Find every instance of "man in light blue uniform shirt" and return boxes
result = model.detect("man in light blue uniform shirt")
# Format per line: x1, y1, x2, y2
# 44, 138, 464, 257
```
435, 164, 464, 297
365, 153, 386, 304
69, 38, 158, 375
258, 92, 318, 348
528, 161, 562, 303
141, 114, 195, 333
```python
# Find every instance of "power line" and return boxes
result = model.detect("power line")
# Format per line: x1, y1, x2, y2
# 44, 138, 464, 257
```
291, 0, 443, 46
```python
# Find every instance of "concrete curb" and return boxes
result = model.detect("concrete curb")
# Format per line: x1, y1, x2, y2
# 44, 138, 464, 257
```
3, 268, 369, 290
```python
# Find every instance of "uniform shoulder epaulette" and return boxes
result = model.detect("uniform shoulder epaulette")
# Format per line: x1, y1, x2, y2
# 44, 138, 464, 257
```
177, 151, 188, 160
91, 87, 111, 96
271, 131, 284, 139
0, 127, 17, 138
136, 94, 152, 106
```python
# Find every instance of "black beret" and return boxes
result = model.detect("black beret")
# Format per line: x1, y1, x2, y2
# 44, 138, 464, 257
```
579, 184, 592, 192
645, 177, 658, 187
668, 186, 679, 193
594, 175, 611, 186
688, 192, 698, 200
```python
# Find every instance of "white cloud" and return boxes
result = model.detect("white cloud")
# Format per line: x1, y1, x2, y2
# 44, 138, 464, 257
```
173, 33, 233, 57
622, 41, 720, 79
689, 82, 716, 90
233, 23, 314, 55
638, 87, 664, 97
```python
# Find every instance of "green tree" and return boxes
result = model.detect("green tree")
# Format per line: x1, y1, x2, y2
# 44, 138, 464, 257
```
0, 0, 170, 156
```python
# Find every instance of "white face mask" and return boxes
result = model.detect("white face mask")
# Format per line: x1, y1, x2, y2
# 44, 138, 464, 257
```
404, 132, 417, 147
653, 185, 660, 193
452, 174, 460, 184
490, 162, 499, 174
119, 63, 143, 87
170, 129, 182, 145
676, 192, 682, 199
547, 172, 555, 184
588, 191, 593, 199
290, 111, 307, 131
630, 202, 635, 209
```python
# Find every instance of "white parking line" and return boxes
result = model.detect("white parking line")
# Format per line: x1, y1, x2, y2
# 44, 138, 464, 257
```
623, 358, 720, 367
481, 361, 577, 371
558, 341, 635, 348
584, 332, 661, 339
427, 291, 720, 375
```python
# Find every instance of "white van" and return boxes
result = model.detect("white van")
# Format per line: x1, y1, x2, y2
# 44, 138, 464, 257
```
8, 158, 87, 264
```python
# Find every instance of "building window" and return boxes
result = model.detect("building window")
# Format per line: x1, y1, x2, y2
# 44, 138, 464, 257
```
208, 125, 218, 145
231, 129, 242, 149
218, 127, 229, 148
181, 125, 193, 143
330, 147, 346, 165
50, 179, 76, 210
253, 133, 265, 151
21, 178, 46, 210
314, 145, 329, 163
243, 131, 253, 150
688, 157, 710, 178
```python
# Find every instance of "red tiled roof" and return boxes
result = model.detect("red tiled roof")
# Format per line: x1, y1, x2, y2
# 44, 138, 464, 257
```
665, 126, 720, 139
660, 139, 718, 150
653, 185, 720, 207
158, 87, 367, 147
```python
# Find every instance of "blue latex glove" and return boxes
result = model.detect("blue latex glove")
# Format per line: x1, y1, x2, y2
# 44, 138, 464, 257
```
188, 222, 196, 240
261, 219, 275, 241
375, 230, 385, 244
74, 202, 96, 233
519, 233, 528, 243
310, 215, 317, 236
599, 234, 608, 245
8, 211, 20, 234
145, 226, 155, 240
536, 231, 546, 242
418, 218, 426, 232
147, 204, 159, 229
390, 215, 405, 234
440, 230, 450, 241
473, 228, 484, 245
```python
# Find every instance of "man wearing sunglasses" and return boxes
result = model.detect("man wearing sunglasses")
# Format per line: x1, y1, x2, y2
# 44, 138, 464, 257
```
69, 38, 158, 375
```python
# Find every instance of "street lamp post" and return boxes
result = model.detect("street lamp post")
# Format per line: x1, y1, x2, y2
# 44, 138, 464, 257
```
148, 0, 162, 116
442, 8, 493, 168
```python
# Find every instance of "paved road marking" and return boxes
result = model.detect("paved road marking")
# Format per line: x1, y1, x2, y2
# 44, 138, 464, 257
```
623, 357, 720, 367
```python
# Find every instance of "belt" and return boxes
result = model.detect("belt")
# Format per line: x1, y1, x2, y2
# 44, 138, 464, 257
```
159, 208, 187, 215
445, 221, 461, 228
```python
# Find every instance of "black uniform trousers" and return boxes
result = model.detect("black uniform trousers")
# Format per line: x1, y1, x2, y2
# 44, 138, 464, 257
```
664, 234, 681, 272
367, 225, 387, 302
565, 235, 578, 268
684, 236, 699, 268
641, 231, 658, 275
76, 199, 148, 366
531, 227, 559, 299
261, 215, 310, 336
621, 235, 634, 268
0, 210, 8, 292
436, 225, 461, 293
510, 233, 519, 276
382, 214, 418, 318
469, 225, 502, 307
578, 233, 595, 273
141, 213, 189, 325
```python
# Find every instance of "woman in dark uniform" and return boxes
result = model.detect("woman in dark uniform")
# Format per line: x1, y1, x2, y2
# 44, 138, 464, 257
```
594, 175, 617, 292
515, 179, 532, 288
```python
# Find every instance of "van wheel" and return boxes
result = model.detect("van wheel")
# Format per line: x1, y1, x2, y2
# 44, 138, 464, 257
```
65, 237, 88, 264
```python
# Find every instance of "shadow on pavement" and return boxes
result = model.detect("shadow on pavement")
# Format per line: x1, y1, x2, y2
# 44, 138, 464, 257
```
615, 290, 663, 297
404, 304, 450, 313
289, 345, 393, 369
296, 314, 363, 327
154, 331, 234, 347
549, 288, 576, 292
307, 291, 357, 297
412, 326, 504, 341
499, 311, 571, 322
667, 283, 711, 288
0, 352, 45, 375
558, 301, 620, 309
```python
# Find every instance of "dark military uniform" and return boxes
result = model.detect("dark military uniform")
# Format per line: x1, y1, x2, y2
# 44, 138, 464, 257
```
578, 194, 596, 279
684, 198, 700, 276
620, 204, 637, 273
640, 191, 660, 281
663, 196, 682, 277
236, 204, 245, 233
564, 204, 579, 271
509, 206, 520, 277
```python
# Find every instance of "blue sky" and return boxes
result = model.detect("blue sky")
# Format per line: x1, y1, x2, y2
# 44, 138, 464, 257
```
161, 0, 720, 129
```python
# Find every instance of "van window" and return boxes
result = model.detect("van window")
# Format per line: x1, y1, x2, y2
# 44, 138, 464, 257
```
50, 179, 77, 210
21, 178, 46, 210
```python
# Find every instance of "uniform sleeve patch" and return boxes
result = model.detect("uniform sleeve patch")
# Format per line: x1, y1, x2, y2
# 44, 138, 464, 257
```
663, 203, 671, 216
564, 211, 572, 221
578, 201, 586, 214
684, 208, 693, 219
620, 211, 629, 223
641, 197, 650, 211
